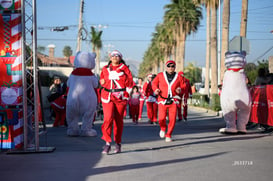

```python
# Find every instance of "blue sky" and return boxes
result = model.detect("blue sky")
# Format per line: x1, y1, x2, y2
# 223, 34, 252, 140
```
37, 0, 273, 67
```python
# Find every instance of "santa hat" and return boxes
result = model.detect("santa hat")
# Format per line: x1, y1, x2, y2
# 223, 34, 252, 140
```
147, 73, 153, 78
178, 71, 184, 76
165, 60, 176, 66
110, 50, 123, 58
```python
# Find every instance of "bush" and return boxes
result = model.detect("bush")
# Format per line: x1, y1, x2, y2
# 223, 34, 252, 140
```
191, 93, 221, 112
191, 93, 209, 107
210, 93, 221, 111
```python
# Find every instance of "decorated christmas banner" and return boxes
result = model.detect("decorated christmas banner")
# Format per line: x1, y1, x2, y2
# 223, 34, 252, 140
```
0, 1, 23, 149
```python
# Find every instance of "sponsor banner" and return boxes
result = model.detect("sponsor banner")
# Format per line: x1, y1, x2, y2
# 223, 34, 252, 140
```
0, 0, 15, 10
250, 85, 273, 126
0, 11, 23, 149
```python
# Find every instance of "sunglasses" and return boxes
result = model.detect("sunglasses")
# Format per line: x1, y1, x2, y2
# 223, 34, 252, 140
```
167, 64, 175, 68
111, 54, 120, 57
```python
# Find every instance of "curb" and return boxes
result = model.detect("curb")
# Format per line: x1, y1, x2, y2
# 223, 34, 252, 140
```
189, 105, 223, 117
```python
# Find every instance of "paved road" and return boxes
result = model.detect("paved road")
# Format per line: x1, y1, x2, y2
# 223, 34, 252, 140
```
1, 107, 272, 181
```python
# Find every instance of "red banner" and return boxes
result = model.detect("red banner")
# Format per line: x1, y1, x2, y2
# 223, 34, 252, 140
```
250, 85, 273, 126
0, 12, 23, 149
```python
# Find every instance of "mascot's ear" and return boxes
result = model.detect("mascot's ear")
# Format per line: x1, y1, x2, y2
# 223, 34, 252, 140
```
225, 51, 231, 57
74, 51, 82, 67
90, 52, 96, 59
241, 51, 246, 56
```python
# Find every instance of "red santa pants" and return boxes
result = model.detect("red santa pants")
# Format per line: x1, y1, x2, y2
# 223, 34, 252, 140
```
101, 97, 127, 144
177, 98, 188, 120
130, 104, 139, 122
182, 97, 188, 119
177, 100, 183, 120
158, 103, 177, 138
51, 104, 66, 127
146, 101, 158, 122
138, 100, 145, 120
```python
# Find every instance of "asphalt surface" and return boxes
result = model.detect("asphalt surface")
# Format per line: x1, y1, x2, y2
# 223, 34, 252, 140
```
1, 107, 273, 181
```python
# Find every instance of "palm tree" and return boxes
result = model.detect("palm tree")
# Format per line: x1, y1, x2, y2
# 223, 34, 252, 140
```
62, 46, 73, 58
154, 23, 175, 72
220, 0, 230, 80
195, 0, 219, 95
90, 26, 103, 75
184, 62, 202, 84
240, 0, 248, 37
210, 0, 219, 95
164, 0, 202, 72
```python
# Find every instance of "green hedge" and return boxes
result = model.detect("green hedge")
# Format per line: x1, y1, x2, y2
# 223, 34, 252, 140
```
210, 93, 221, 111
191, 93, 221, 111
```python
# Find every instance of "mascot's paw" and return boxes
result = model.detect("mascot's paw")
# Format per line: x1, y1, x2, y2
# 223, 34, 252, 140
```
219, 128, 238, 134
80, 129, 97, 137
67, 129, 80, 137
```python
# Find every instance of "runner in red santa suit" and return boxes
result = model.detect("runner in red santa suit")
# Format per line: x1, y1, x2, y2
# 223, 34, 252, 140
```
177, 71, 192, 122
152, 60, 185, 142
100, 50, 134, 154
143, 74, 158, 124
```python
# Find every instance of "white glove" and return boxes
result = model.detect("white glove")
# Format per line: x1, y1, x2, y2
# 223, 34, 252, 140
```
109, 71, 124, 80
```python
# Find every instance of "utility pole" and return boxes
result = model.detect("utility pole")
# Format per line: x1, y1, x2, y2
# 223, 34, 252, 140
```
76, 0, 84, 52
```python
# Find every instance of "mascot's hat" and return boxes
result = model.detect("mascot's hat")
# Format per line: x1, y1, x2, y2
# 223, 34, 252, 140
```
110, 50, 123, 58
165, 60, 176, 66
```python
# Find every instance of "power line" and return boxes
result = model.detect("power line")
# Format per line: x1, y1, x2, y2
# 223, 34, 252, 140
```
251, 45, 273, 62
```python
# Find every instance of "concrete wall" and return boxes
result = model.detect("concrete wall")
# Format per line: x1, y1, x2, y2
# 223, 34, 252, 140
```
39, 66, 73, 78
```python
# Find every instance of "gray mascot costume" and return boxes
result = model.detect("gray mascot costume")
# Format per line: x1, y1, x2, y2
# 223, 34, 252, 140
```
219, 51, 252, 134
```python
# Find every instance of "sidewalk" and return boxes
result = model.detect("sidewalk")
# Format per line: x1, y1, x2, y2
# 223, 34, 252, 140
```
1, 107, 273, 181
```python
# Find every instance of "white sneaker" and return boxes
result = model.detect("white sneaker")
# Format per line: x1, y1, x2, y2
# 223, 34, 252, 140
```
165, 137, 172, 142
159, 130, 165, 138
219, 127, 237, 134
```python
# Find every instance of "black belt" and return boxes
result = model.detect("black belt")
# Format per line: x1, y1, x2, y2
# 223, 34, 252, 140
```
104, 88, 126, 93
159, 94, 170, 99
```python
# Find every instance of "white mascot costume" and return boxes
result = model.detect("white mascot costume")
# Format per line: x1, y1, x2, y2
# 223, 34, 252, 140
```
219, 51, 252, 134
66, 51, 98, 136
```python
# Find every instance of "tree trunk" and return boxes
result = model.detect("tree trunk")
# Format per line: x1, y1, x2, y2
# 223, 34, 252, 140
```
176, 32, 182, 71
220, 0, 230, 81
180, 31, 186, 72
176, 30, 186, 72
240, 0, 248, 37
205, 5, 211, 95
96, 49, 100, 75
210, 3, 218, 94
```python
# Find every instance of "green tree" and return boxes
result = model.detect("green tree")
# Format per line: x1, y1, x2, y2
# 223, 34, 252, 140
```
62, 46, 72, 57
183, 62, 202, 85
244, 60, 268, 85
90, 26, 103, 75
164, 0, 202, 72
38, 46, 45, 53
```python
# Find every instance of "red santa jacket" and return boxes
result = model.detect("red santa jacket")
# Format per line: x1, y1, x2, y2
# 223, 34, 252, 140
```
152, 72, 185, 105
182, 77, 192, 99
143, 81, 153, 97
143, 81, 157, 103
100, 63, 134, 103
137, 83, 145, 101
